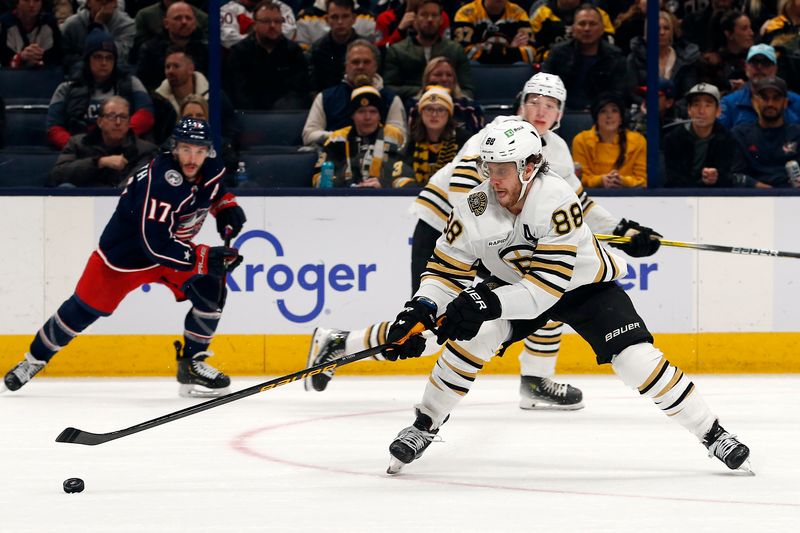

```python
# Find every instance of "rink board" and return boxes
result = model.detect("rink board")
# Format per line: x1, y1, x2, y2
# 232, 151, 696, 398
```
0, 195, 799, 375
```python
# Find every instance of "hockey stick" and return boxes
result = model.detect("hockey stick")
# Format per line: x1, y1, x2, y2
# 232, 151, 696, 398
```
594, 234, 800, 259
55, 324, 430, 446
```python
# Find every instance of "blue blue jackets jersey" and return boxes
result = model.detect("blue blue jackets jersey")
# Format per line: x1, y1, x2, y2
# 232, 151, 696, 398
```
98, 151, 227, 271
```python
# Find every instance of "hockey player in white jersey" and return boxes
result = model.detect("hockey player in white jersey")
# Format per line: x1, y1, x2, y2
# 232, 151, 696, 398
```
384, 119, 750, 474
306, 73, 661, 411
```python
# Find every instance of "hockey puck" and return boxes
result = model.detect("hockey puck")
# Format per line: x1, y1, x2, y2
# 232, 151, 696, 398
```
63, 478, 84, 493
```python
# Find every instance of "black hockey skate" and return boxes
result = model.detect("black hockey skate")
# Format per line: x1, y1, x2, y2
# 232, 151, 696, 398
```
703, 419, 752, 472
175, 341, 231, 398
2, 353, 46, 392
387, 411, 442, 474
519, 376, 584, 410
303, 328, 347, 392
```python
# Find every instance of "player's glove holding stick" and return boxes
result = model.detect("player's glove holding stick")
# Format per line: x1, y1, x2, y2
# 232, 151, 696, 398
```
611, 218, 662, 258
192, 245, 244, 278
384, 297, 438, 360
210, 193, 247, 240
436, 282, 501, 343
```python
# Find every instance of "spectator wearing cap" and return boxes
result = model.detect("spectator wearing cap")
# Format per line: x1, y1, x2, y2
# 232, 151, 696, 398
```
46, 29, 154, 150
663, 83, 734, 188
571, 91, 647, 188
312, 85, 411, 188
730, 76, 800, 187
383, 0, 473, 102
224, 0, 311, 110
719, 43, 800, 128
402, 85, 470, 186
50, 96, 158, 187
542, 4, 629, 110
61, 0, 135, 73
303, 39, 406, 147
0, 0, 63, 68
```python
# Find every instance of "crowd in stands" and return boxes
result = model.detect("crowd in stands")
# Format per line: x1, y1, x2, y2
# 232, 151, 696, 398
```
1, 0, 800, 189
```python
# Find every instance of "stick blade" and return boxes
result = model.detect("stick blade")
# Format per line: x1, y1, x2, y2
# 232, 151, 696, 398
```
56, 427, 109, 446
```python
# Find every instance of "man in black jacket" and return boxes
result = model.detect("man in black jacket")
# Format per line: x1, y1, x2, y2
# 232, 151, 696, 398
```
663, 82, 733, 188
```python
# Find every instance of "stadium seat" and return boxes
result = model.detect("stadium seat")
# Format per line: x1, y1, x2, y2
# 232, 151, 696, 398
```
0, 68, 64, 106
239, 150, 317, 187
3, 107, 50, 147
558, 111, 594, 149
470, 63, 537, 108
237, 110, 308, 150
0, 148, 60, 187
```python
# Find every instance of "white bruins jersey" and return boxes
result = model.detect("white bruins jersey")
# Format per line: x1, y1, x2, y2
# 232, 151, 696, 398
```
417, 173, 628, 320
411, 121, 620, 235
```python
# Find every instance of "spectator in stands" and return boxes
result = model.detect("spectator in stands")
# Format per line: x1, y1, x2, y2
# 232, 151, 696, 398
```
402, 85, 469, 186
682, 0, 734, 52
407, 56, 484, 134
629, 10, 700, 101
761, 0, 800, 46
134, 1, 207, 91
612, 0, 645, 56
225, 0, 311, 111
309, 0, 361, 93
134, 0, 208, 53
529, 0, 615, 62
453, 0, 534, 64
719, 43, 800, 128
220, 0, 296, 49
303, 38, 406, 146
731, 75, 800, 187
50, 95, 157, 187
0, 0, 63, 68
630, 78, 677, 135
47, 29, 154, 150
743, 0, 780, 32
154, 46, 207, 114
179, 93, 208, 119
384, 0, 472, 102
663, 83, 733, 188
296, 0, 377, 49
312, 85, 411, 187
376, 0, 450, 47
61, 0, 135, 73
542, 4, 629, 110
572, 91, 646, 188
699, 10, 753, 94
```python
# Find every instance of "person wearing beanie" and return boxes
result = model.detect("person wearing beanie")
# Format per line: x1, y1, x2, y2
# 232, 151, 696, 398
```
46, 28, 154, 150
403, 85, 470, 185
312, 85, 412, 188
571, 91, 647, 188
61, 0, 135, 74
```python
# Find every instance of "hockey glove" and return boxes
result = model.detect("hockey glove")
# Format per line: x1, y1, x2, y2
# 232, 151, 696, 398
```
210, 193, 247, 240
192, 245, 244, 278
384, 297, 437, 361
611, 218, 662, 258
437, 283, 502, 343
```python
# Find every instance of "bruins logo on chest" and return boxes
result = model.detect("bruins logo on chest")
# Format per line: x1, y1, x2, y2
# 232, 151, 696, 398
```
468, 191, 488, 216
499, 244, 536, 275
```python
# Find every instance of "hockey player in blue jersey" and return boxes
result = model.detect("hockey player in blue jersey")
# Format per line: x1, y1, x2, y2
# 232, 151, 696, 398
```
1, 118, 247, 398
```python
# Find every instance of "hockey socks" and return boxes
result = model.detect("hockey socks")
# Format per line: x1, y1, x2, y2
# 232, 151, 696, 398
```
519, 321, 563, 378
29, 296, 100, 362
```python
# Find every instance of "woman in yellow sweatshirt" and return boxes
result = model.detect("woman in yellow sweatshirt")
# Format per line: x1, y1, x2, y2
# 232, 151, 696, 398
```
572, 92, 647, 188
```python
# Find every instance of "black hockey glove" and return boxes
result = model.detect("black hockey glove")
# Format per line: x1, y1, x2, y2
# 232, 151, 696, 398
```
384, 298, 437, 361
192, 245, 244, 278
436, 283, 502, 343
211, 193, 247, 240
611, 218, 662, 258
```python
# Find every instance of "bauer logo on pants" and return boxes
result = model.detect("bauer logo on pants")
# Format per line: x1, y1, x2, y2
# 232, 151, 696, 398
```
604, 322, 641, 342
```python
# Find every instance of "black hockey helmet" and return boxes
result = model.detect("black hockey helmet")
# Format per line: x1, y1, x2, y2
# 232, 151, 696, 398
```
170, 117, 213, 148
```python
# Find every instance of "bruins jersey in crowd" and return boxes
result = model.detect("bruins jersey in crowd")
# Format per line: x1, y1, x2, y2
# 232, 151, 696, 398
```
529, 0, 615, 62
295, 0, 378, 48
453, 0, 535, 64
416, 173, 627, 319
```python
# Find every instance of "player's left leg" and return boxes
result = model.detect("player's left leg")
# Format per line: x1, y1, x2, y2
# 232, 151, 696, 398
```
387, 319, 510, 474
519, 321, 583, 410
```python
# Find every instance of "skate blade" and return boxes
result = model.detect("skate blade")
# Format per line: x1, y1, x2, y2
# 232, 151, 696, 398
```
519, 399, 585, 411
0, 381, 7, 394
735, 459, 756, 476
386, 457, 407, 475
178, 384, 230, 398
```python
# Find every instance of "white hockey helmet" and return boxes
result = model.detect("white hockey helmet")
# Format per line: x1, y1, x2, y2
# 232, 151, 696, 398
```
521, 72, 567, 131
478, 119, 543, 201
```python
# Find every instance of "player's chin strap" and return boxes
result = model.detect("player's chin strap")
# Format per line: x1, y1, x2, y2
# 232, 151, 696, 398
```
516, 162, 538, 202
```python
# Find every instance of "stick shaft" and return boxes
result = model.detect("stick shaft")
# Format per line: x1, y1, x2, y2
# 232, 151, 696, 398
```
594, 234, 800, 259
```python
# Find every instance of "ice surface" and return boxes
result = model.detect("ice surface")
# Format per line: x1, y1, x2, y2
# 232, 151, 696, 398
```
1, 375, 798, 532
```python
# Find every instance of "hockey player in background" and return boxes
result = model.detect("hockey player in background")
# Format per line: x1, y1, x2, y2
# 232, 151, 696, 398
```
306, 73, 661, 411
1, 118, 247, 398
384, 119, 751, 474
